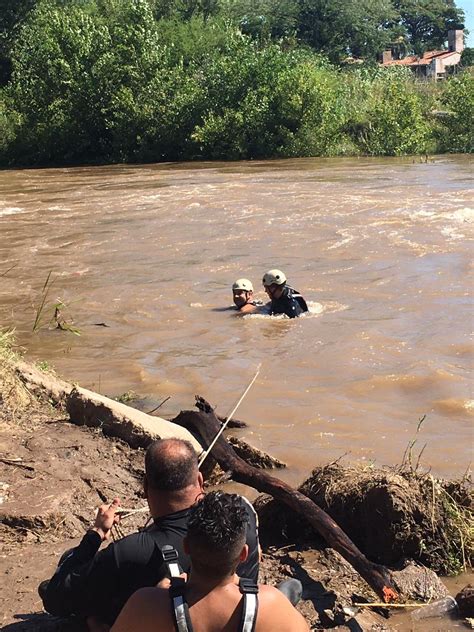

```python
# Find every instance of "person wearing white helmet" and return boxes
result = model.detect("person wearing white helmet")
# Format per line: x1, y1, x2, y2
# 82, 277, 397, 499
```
262, 269, 308, 319
232, 278, 263, 314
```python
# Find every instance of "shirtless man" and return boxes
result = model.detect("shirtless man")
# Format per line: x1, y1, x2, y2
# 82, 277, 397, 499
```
111, 491, 309, 632
232, 278, 264, 314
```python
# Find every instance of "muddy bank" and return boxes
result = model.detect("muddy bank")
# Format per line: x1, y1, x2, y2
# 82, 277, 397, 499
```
1, 347, 472, 630
257, 462, 473, 576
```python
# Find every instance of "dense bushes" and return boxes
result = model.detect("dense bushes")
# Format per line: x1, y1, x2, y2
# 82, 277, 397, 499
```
340, 67, 431, 156
0, 0, 472, 166
437, 73, 474, 153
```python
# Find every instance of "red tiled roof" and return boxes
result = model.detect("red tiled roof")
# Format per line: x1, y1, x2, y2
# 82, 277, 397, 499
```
382, 49, 459, 67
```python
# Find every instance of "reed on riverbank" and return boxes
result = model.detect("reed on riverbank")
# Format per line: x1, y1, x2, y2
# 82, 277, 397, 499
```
0, 1, 472, 167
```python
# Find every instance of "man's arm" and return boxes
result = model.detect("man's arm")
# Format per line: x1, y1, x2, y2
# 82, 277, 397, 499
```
41, 500, 122, 619
238, 303, 258, 314
111, 587, 170, 632
259, 586, 310, 631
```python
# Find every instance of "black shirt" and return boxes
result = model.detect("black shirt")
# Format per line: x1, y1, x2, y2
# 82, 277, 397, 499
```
269, 286, 308, 318
41, 503, 259, 625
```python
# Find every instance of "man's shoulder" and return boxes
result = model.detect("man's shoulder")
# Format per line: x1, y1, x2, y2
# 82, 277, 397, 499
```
110, 586, 172, 631
110, 525, 172, 563
257, 585, 309, 630
258, 584, 285, 600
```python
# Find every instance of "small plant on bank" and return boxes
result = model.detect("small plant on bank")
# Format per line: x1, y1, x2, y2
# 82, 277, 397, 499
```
32, 272, 81, 336
115, 390, 138, 404
34, 359, 55, 374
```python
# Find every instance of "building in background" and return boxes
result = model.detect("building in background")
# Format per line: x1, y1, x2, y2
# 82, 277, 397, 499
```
381, 29, 464, 79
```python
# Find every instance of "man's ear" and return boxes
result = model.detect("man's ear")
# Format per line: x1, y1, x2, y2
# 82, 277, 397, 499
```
183, 536, 189, 554
197, 471, 204, 490
143, 475, 149, 499
239, 543, 249, 563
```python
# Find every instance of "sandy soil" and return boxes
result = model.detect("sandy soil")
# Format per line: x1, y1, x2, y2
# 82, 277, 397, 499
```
0, 397, 469, 631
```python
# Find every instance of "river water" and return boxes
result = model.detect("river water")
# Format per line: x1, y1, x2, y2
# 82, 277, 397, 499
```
0, 156, 472, 486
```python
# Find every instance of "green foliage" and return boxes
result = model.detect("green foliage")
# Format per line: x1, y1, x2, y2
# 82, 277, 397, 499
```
192, 43, 342, 159
392, 0, 465, 56
437, 72, 474, 153
345, 68, 430, 155
35, 359, 54, 372
0, 89, 21, 163
0, 0, 37, 84
460, 48, 474, 68
0, 0, 471, 165
0, 328, 17, 363
298, 0, 396, 62
8, 1, 114, 163
115, 390, 138, 403
219, 0, 299, 40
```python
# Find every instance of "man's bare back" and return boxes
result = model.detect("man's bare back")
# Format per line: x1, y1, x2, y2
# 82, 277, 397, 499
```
111, 576, 309, 632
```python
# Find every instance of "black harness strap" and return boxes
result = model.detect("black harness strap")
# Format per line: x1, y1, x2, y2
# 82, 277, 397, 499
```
162, 546, 193, 632
238, 578, 259, 632
163, 546, 259, 632
169, 577, 194, 632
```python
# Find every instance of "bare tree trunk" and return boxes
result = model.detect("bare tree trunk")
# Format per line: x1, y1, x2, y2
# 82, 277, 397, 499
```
173, 402, 398, 603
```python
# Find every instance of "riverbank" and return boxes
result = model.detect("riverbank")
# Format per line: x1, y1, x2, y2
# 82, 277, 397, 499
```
1, 336, 472, 630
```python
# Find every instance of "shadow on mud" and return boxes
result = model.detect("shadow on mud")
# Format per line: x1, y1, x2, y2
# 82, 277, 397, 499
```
1, 613, 85, 631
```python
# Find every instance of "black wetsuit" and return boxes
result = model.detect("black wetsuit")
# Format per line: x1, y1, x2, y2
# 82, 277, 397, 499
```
41, 502, 259, 625
269, 286, 308, 319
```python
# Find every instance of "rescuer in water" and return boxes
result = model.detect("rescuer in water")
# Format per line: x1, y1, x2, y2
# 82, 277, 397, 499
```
262, 269, 308, 319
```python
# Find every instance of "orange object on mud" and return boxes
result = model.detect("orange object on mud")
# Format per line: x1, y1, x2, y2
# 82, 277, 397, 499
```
383, 586, 399, 603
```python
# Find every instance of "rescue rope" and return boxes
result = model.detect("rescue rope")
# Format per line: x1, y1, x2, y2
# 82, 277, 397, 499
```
198, 363, 261, 469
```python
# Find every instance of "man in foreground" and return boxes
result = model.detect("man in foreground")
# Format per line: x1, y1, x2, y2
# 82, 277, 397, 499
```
232, 278, 264, 314
39, 439, 259, 626
111, 492, 310, 632
262, 269, 308, 318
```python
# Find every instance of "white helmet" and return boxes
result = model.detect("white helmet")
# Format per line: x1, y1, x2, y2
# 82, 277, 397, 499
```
232, 278, 253, 292
262, 269, 286, 286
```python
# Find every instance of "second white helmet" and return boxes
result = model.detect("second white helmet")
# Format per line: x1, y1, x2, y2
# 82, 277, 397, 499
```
232, 278, 254, 292
262, 269, 286, 286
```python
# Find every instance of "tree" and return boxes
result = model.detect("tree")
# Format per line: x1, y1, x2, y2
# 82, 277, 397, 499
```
438, 73, 474, 153
460, 47, 474, 67
392, 0, 465, 55
150, 0, 220, 21
0, 0, 37, 84
218, 0, 299, 40
296, 0, 396, 62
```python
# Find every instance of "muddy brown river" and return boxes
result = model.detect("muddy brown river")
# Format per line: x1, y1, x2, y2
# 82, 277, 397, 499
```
0, 156, 472, 485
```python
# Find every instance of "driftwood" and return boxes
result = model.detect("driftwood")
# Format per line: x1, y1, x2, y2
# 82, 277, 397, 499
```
456, 585, 474, 617
172, 400, 399, 603
217, 415, 247, 429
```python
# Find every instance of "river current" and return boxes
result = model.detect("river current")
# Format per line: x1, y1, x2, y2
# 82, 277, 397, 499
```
0, 156, 472, 485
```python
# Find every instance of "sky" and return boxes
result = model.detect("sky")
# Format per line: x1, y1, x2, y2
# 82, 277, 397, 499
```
457, 0, 473, 46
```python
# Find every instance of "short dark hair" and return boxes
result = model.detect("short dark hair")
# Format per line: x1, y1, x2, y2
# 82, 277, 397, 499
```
145, 438, 198, 491
186, 492, 249, 578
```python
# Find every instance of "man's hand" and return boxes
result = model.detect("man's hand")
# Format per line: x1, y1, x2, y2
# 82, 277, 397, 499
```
91, 498, 121, 541
156, 572, 187, 589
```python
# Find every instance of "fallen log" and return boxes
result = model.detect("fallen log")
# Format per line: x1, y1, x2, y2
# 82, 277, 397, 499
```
172, 400, 399, 603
